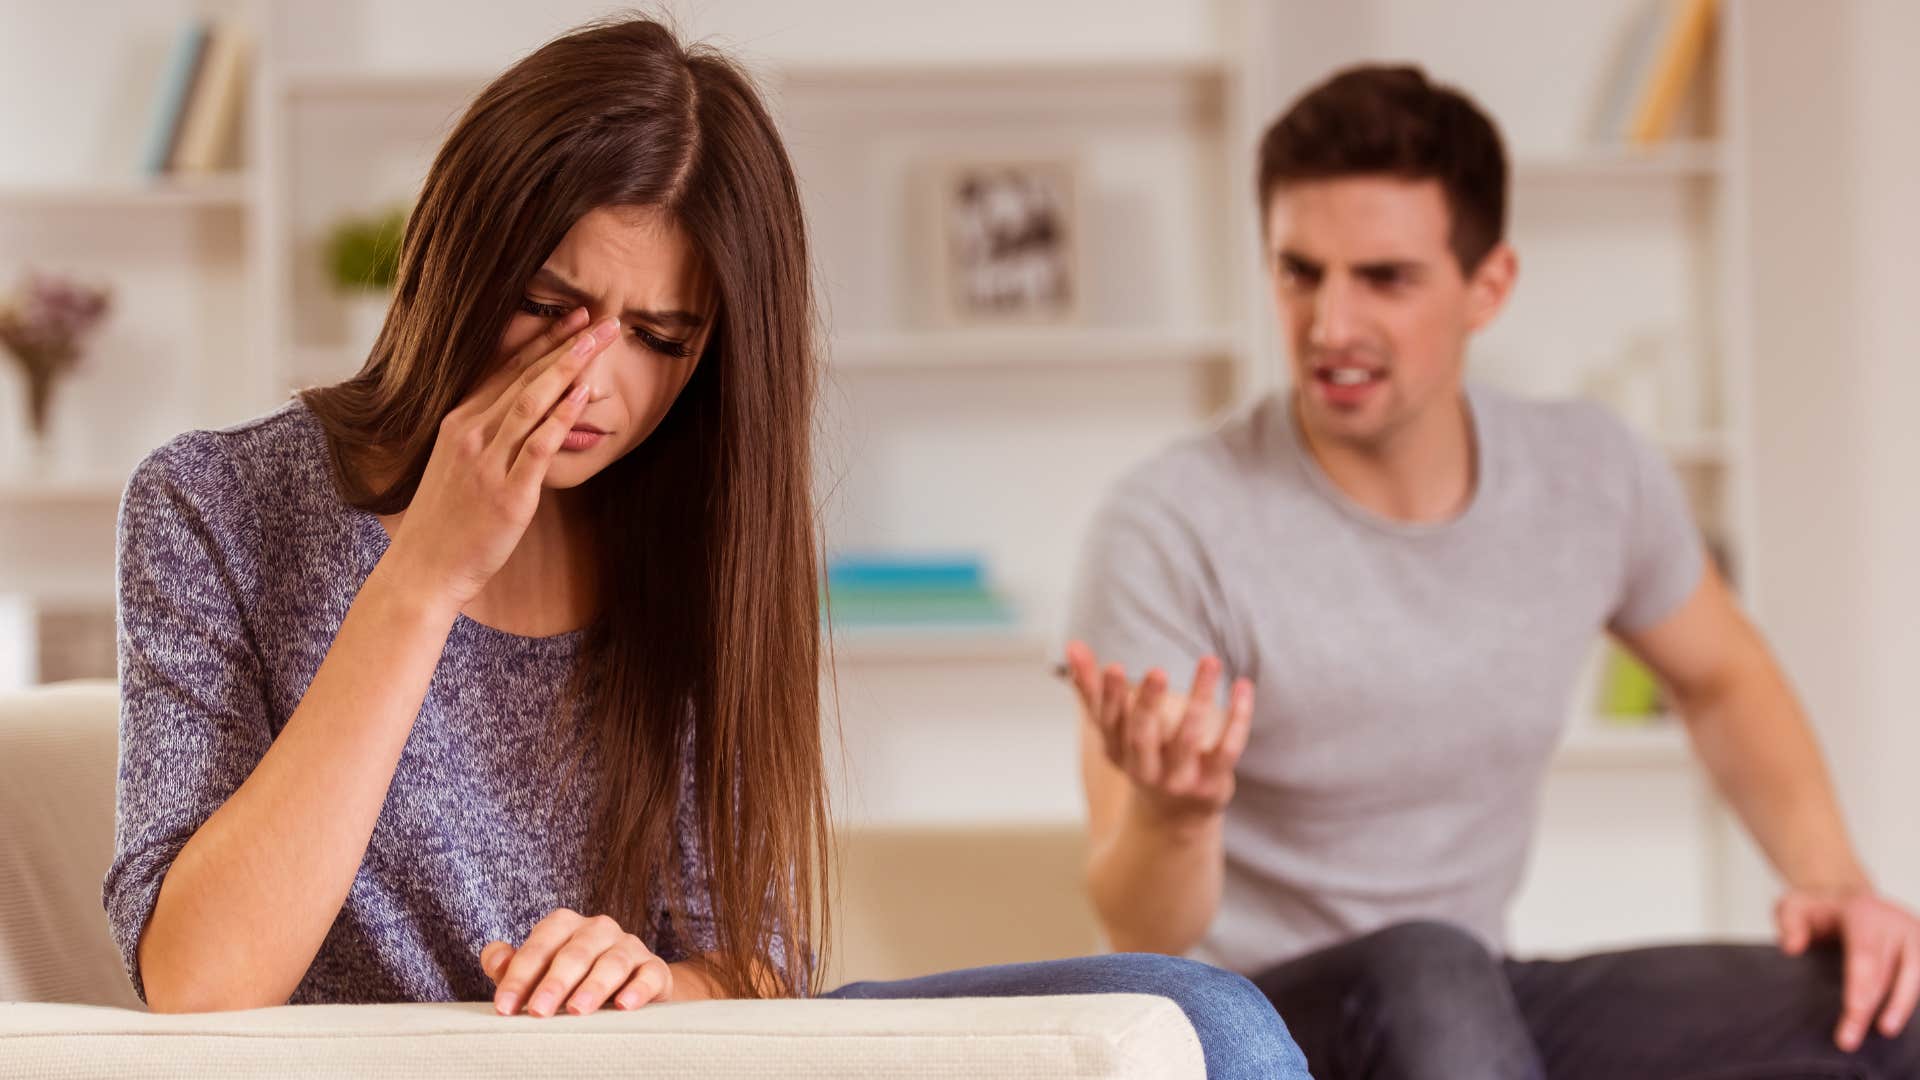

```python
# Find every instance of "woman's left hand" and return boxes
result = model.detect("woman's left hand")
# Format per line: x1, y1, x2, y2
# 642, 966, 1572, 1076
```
483, 908, 674, 1017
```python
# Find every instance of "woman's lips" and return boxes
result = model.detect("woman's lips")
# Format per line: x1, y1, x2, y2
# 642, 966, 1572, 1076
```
561, 425, 607, 452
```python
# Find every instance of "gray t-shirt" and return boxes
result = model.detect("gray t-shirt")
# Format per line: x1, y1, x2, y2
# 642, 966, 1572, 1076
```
106, 400, 720, 1004
1067, 383, 1703, 973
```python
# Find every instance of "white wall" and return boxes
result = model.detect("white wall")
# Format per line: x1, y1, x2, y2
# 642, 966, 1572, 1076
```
1741, 0, 1920, 920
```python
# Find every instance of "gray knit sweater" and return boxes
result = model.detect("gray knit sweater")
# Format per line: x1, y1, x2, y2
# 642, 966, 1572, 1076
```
105, 400, 716, 1005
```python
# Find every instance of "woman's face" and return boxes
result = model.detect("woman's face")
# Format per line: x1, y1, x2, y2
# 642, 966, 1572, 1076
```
494, 204, 716, 489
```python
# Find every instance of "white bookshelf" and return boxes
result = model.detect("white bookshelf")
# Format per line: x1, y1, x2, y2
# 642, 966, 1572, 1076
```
0, 174, 253, 211
831, 626, 1052, 667
1558, 716, 1692, 768
1514, 140, 1726, 182
831, 327, 1238, 372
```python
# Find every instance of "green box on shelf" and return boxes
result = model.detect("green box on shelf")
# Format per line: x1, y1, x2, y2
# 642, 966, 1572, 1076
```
1598, 644, 1662, 722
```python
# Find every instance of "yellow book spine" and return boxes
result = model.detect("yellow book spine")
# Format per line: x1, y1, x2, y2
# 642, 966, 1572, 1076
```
1627, 0, 1718, 146
172, 24, 250, 174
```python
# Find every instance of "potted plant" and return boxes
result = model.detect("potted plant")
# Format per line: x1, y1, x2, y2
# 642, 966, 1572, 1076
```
324, 206, 407, 359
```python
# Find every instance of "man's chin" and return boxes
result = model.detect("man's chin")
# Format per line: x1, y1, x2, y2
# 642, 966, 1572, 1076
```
1297, 388, 1395, 448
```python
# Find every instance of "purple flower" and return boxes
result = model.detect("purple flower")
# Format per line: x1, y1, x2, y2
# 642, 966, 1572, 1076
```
0, 271, 113, 371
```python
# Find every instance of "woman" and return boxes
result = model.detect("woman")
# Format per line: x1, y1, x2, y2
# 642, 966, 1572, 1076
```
106, 17, 1306, 1077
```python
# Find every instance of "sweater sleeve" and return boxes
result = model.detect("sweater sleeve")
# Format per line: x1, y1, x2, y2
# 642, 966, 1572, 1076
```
103, 432, 272, 1003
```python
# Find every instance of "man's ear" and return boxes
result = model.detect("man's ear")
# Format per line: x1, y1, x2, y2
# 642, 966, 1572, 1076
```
1465, 242, 1518, 332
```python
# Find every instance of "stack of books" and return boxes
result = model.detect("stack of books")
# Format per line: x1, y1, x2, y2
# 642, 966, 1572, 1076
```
823, 553, 1016, 631
142, 18, 252, 178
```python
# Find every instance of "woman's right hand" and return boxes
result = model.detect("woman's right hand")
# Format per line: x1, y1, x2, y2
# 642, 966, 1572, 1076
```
383, 307, 622, 612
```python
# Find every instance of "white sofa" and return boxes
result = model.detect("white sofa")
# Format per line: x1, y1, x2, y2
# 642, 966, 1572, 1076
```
0, 680, 1200, 1078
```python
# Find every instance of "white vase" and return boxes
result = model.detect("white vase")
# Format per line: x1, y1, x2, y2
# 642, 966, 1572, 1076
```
342, 292, 392, 364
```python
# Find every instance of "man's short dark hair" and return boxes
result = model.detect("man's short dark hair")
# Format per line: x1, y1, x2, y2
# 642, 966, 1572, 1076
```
1257, 64, 1509, 274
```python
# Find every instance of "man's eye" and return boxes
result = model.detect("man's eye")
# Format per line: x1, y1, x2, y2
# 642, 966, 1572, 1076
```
519, 298, 569, 319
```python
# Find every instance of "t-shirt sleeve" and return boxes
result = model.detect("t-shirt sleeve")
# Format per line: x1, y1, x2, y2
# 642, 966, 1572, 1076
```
104, 434, 272, 1003
1606, 422, 1708, 634
1065, 479, 1230, 680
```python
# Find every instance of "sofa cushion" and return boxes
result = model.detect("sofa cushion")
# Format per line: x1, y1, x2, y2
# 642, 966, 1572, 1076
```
0, 996, 1203, 1078
0, 680, 139, 1008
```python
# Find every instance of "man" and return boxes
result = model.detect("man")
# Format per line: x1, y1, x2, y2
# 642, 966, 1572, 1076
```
1065, 64, 1920, 1078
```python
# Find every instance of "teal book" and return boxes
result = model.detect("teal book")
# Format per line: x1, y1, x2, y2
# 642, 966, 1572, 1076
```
826, 554, 984, 590
827, 587, 1013, 625
141, 20, 211, 177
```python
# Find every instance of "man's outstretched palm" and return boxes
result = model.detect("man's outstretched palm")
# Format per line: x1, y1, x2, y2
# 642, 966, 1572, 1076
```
1065, 640, 1254, 821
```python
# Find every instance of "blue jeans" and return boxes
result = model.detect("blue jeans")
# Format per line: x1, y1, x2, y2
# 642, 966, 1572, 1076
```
827, 952, 1311, 1079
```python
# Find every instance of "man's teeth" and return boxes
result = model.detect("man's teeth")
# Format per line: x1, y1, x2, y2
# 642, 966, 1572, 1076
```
1326, 368, 1376, 386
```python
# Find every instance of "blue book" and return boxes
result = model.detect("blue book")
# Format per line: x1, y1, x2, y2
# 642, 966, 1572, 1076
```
826, 553, 984, 590
141, 20, 210, 177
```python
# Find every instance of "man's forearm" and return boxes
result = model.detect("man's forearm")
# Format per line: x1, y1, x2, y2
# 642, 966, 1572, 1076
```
1086, 793, 1225, 955
1680, 659, 1869, 895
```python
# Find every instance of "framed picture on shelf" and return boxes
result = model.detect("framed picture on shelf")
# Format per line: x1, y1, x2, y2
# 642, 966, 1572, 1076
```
916, 157, 1082, 326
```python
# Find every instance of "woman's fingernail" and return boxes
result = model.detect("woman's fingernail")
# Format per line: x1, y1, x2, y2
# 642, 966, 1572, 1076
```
617, 991, 640, 1009
572, 331, 596, 356
593, 316, 620, 344
495, 992, 518, 1015
529, 990, 557, 1016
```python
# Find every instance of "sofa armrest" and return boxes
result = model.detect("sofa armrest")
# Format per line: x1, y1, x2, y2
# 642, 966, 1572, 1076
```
0, 995, 1202, 1078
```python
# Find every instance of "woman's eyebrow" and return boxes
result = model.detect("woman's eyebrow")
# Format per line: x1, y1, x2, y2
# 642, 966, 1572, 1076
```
529, 267, 709, 331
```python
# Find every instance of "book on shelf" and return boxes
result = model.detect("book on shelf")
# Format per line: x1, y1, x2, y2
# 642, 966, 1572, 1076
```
822, 552, 1016, 629
1625, 0, 1718, 146
140, 20, 209, 176
170, 21, 252, 174
140, 18, 251, 178
826, 553, 984, 590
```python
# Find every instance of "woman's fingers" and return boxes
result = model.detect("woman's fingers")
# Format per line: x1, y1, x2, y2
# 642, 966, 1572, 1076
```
522, 916, 627, 1018
611, 955, 674, 1011
487, 317, 618, 462
505, 383, 590, 489
510, 305, 591, 372
566, 939, 656, 1015
481, 940, 516, 984
493, 909, 586, 1015
453, 306, 589, 420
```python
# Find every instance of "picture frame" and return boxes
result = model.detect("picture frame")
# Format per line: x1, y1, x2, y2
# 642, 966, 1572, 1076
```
916, 156, 1082, 326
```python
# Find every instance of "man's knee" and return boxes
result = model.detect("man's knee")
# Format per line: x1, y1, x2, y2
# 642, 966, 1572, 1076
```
1350, 919, 1503, 985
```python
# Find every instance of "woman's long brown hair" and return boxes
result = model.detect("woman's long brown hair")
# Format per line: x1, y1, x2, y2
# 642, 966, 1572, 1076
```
301, 16, 827, 998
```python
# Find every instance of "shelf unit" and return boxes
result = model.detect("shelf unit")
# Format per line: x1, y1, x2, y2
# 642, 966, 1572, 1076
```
0, 174, 252, 211
830, 327, 1238, 372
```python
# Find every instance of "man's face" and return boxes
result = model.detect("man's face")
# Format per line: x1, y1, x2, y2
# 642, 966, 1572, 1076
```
1264, 176, 1513, 451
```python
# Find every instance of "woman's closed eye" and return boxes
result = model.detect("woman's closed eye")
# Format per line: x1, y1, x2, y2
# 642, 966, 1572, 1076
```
518, 297, 693, 359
